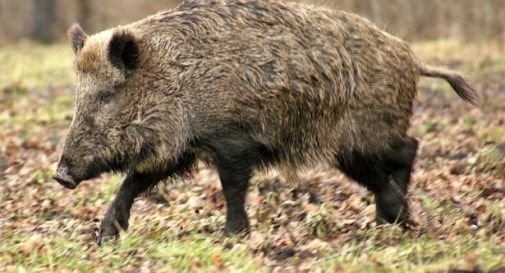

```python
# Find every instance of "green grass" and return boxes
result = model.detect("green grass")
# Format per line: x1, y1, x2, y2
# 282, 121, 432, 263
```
0, 43, 74, 90
319, 237, 503, 273
0, 41, 504, 272
1, 230, 262, 272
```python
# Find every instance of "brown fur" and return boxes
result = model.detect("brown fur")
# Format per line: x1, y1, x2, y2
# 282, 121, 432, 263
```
56, 0, 478, 241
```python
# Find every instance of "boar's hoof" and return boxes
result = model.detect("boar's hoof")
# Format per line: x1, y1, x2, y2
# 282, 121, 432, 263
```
376, 214, 410, 229
97, 228, 118, 246
224, 216, 250, 236
97, 220, 126, 246
97, 208, 129, 246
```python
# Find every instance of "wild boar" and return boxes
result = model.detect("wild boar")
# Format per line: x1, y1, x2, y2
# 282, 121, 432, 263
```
53, 0, 477, 244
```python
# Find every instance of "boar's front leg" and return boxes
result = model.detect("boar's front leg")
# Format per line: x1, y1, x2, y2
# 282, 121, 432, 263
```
211, 136, 265, 235
218, 163, 252, 235
97, 152, 196, 245
97, 172, 161, 245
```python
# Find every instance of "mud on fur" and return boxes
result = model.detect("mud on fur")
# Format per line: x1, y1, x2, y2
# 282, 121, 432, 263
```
53, 0, 478, 244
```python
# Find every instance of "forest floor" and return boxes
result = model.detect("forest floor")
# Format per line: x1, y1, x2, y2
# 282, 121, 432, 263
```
0, 40, 504, 273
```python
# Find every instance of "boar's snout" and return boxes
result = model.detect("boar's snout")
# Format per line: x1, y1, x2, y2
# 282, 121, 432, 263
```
53, 162, 78, 190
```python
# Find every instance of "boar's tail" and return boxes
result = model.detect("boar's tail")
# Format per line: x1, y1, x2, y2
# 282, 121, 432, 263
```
419, 63, 479, 106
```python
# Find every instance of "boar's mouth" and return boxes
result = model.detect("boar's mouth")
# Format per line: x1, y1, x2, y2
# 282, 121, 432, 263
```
53, 153, 128, 190
53, 164, 79, 189
53, 175, 78, 189
53, 157, 114, 190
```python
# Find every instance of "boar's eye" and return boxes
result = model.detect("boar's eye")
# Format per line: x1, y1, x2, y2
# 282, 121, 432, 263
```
99, 90, 115, 104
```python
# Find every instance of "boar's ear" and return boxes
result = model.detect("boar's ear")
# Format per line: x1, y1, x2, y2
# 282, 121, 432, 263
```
108, 30, 139, 71
68, 24, 87, 54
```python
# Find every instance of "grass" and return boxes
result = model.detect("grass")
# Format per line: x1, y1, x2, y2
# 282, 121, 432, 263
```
2, 230, 262, 272
0, 40, 504, 272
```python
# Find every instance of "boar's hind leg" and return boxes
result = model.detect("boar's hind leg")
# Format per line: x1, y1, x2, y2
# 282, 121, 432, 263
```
377, 137, 418, 227
337, 137, 418, 228
373, 137, 418, 227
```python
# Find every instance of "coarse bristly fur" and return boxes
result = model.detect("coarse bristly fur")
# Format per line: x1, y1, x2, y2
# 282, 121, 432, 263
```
54, 0, 478, 244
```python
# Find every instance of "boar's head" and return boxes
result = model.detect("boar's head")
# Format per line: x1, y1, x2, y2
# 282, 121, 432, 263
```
54, 24, 154, 189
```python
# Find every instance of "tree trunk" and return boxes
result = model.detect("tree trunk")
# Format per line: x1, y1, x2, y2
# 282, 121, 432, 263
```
31, 0, 57, 43
76, 0, 90, 30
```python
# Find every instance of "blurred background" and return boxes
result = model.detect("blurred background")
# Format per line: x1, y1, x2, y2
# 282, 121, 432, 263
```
1, 0, 504, 44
